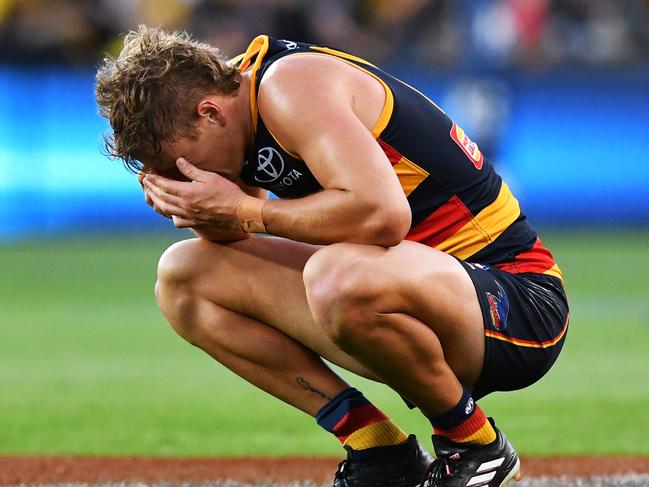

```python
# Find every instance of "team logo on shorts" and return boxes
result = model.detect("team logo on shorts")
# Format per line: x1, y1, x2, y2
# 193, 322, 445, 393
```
450, 122, 484, 170
486, 281, 509, 331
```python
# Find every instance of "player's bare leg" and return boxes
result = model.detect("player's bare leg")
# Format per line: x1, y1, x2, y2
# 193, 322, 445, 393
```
303, 241, 485, 414
155, 235, 517, 486
155, 236, 367, 416
156, 236, 434, 486
156, 236, 490, 414
304, 241, 521, 486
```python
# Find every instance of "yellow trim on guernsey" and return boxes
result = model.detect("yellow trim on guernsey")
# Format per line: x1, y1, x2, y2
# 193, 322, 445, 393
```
238, 35, 271, 134
393, 156, 429, 197
309, 45, 378, 68
229, 52, 246, 67
436, 182, 521, 260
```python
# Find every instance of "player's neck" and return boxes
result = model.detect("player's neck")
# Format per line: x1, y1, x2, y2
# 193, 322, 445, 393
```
236, 72, 255, 151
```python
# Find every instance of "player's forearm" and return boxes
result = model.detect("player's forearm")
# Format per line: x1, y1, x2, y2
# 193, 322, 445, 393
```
191, 226, 250, 243
259, 189, 410, 246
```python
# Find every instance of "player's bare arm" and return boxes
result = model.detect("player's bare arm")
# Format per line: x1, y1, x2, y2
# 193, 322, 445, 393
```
143, 55, 411, 247
256, 55, 411, 246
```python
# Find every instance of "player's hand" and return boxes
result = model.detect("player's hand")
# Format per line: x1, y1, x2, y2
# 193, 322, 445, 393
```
142, 158, 245, 230
138, 169, 171, 218
137, 169, 154, 208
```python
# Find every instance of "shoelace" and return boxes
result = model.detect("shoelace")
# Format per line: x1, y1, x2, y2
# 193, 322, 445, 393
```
419, 454, 455, 486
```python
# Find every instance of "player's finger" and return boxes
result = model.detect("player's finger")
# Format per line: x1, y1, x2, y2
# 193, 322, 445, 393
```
176, 157, 209, 183
149, 194, 191, 220
171, 215, 198, 228
147, 190, 168, 216
144, 188, 154, 207
143, 173, 186, 196
151, 203, 171, 219
138, 172, 157, 210
146, 192, 170, 218
143, 178, 187, 207
146, 185, 195, 219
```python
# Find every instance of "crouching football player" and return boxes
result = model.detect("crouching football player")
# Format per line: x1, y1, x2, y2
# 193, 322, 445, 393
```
96, 26, 569, 487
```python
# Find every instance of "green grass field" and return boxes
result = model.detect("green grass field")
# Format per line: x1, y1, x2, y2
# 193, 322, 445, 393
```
1, 230, 648, 457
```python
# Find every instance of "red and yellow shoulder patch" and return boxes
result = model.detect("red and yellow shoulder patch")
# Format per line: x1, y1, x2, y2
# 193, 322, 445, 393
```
450, 122, 484, 170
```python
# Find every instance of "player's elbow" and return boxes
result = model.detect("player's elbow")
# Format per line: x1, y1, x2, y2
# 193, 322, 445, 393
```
363, 201, 411, 247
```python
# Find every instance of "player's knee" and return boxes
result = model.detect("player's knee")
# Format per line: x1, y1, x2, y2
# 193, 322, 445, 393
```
155, 239, 209, 343
304, 245, 382, 345
156, 238, 205, 287
155, 281, 203, 345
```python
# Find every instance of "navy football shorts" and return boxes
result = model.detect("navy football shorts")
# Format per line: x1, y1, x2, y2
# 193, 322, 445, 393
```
456, 259, 570, 400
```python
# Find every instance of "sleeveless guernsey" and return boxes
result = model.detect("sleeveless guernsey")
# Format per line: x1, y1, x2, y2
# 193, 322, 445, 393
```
234, 35, 561, 280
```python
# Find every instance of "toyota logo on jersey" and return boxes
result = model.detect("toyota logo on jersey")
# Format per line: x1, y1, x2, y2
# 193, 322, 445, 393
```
254, 147, 285, 183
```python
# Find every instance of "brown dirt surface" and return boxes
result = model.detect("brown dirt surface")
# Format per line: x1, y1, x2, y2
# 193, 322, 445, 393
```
0, 456, 648, 484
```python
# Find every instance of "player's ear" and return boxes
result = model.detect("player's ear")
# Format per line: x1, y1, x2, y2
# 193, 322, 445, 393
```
196, 98, 226, 127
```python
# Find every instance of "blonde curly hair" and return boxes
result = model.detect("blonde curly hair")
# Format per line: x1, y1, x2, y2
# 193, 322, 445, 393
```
96, 25, 240, 172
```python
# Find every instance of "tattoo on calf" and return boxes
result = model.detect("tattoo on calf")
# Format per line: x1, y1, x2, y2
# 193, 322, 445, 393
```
296, 377, 332, 401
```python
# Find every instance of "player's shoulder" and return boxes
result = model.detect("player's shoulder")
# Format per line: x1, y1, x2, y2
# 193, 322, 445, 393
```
256, 54, 353, 144
258, 53, 348, 106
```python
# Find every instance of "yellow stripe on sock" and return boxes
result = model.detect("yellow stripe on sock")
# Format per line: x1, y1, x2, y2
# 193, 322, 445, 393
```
343, 419, 408, 450
456, 421, 497, 446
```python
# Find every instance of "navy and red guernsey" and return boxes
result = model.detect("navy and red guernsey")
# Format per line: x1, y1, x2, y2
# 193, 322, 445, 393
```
235, 35, 562, 281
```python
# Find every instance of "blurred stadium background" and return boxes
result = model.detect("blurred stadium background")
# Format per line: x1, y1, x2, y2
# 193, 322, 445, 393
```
2, 0, 649, 237
1, 0, 648, 461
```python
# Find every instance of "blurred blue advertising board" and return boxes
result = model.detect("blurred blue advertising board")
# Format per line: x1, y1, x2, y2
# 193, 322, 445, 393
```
1, 67, 647, 241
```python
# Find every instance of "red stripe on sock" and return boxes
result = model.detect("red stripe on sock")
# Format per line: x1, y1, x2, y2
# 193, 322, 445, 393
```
433, 406, 488, 441
332, 403, 387, 440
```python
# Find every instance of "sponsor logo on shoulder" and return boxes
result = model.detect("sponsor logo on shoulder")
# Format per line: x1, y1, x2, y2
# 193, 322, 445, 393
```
450, 122, 484, 170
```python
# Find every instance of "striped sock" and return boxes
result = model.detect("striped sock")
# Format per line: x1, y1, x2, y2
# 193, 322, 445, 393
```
428, 388, 496, 446
316, 388, 408, 452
